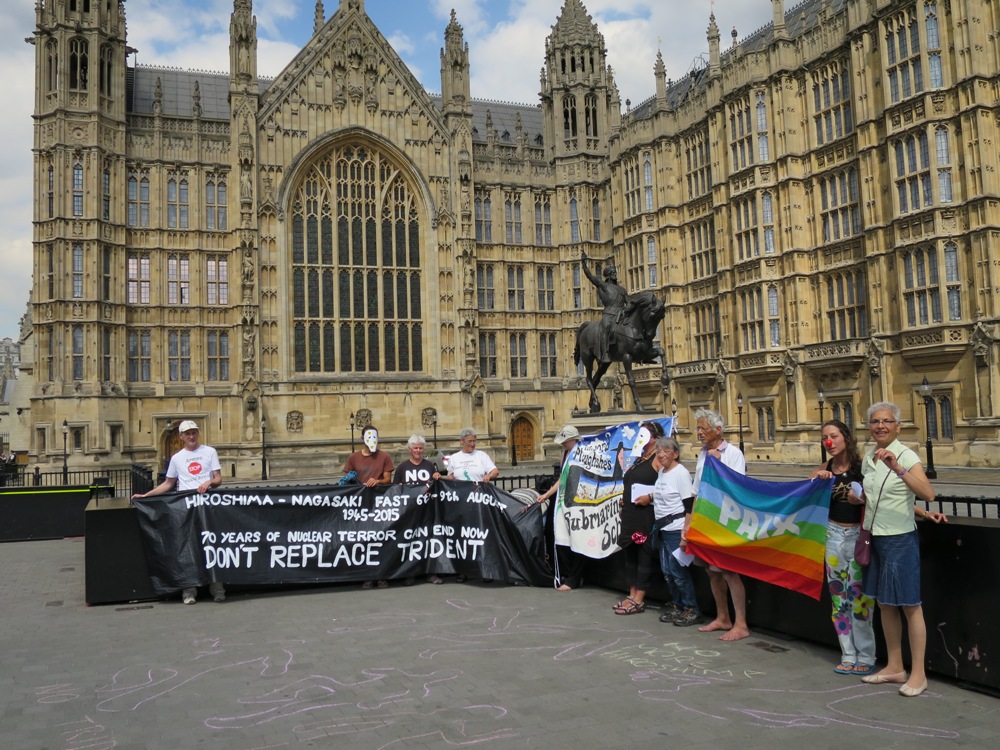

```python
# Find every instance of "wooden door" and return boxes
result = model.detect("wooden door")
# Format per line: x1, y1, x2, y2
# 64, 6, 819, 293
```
511, 417, 534, 463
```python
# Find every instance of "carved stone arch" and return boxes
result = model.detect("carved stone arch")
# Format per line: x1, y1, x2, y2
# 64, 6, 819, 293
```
277, 126, 434, 223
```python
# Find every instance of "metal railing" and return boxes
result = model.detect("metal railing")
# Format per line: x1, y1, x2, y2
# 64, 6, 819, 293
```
919, 495, 1000, 520
0, 464, 153, 498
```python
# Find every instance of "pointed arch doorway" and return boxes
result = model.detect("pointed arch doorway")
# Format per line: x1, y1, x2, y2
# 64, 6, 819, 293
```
510, 416, 535, 465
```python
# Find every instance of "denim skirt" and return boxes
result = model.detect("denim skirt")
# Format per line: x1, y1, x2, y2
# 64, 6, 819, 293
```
861, 530, 921, 607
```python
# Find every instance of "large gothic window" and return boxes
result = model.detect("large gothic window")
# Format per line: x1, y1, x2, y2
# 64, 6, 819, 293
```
290, 144, 423, 374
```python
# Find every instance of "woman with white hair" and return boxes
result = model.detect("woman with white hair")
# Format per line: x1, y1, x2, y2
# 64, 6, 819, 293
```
856, 402, 946, 697
394, 434, 443, 584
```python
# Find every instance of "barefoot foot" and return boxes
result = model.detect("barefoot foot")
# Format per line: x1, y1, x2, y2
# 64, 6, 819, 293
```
719, 626, 751, 642
698, 619, 733, 633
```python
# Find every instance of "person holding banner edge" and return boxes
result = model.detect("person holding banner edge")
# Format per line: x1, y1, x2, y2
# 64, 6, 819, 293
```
532, 424, 585, 591
854, 402, 947, 698
393, 434, 443, 585
132, 420, 225, 605
344, 425, 394, 590
612, 420, 664, 615
808, 419, 877, 676
692, 408, 750, 641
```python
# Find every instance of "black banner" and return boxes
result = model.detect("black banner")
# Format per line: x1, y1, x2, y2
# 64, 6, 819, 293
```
133, 481, 552, 594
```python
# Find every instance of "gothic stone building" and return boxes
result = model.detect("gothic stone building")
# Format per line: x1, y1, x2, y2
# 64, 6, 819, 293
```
28, 0, 1000, 477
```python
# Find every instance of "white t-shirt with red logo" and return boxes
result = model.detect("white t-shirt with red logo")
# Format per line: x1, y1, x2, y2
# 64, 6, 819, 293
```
166, 445, 221, 491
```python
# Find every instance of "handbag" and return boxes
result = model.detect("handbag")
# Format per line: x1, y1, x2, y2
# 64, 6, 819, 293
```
854, 462, 892, 567
854, 523, 873, 567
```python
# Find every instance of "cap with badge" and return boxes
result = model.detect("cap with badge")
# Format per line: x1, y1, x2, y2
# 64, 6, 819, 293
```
178, 420, 200, 433
553, 425, 580, 445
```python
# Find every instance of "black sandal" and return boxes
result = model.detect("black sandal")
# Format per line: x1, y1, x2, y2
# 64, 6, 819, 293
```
613, 596, 646, 615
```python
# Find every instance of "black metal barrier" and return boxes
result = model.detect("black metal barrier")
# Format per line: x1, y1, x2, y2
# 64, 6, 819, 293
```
0, 485, 93, 542
586, 516, 1000, 693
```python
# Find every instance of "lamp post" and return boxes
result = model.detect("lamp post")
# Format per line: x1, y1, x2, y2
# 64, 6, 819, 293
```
349, 412, 356, 453
818, 385, 826, 463
61, 419, 68, 483
736, 392, 745, 454
260, 416, 268, 481
919, 376, 938, 479
431, 416, 438, 451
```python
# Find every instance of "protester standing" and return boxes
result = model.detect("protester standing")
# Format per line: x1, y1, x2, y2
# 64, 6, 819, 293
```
393, 434, 442, 585
534, 424, 584, 591
857, 402, 947, 697
132, 420, 224, 605
651, 436, 699, 627
344, 425, 394, 589
692, 408, 749, 641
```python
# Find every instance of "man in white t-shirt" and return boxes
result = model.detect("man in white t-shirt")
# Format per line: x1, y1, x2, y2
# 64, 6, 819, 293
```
445, 428, 499, 483
444, 427, 498, 583
692, 408, 749, 642
133, 420, 224, 605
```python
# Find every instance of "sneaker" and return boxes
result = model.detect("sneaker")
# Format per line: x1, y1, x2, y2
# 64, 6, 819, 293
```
658, 603, 681, 623
672, 608, 700, 627
209, 582, 226, 603
182, 588, 197, 605
427, 575, 443, 585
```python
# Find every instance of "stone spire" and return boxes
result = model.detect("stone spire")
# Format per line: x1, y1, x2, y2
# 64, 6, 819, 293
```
654, 49, 667, 105
314, 1, 325, 34
440, 9, 471, 115
772, 0, 788, 39
707, 12, 721, 78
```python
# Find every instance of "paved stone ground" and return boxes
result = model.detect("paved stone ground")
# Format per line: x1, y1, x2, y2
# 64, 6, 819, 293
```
2, 538, 998, 750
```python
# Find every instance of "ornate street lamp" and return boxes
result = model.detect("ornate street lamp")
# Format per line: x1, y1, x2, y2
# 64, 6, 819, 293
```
432, 415, 438, 451
349, 412, 356, 453
919, 376, 938, 479
61, 419, 68, 483
260, 416, 268, 481
818, 384, 826, 462
736, 392, 745, 454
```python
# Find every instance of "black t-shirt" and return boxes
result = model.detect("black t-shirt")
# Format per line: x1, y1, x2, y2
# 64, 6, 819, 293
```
618, 454, 659, 545
828, 458, 864, 525
393, 459, 437, 484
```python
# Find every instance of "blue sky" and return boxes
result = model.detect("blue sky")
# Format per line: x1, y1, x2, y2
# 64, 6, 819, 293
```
0, 0, 766, 344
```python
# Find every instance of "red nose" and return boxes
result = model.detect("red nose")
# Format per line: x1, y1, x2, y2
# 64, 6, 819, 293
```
823, 439, 834, 449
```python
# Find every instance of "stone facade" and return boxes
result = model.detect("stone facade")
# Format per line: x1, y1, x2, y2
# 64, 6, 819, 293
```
27, 0, 1000, 475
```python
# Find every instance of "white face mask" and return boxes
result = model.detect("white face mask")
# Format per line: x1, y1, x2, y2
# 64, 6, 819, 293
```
363, 429, 379, 452
634, 427, 651, 452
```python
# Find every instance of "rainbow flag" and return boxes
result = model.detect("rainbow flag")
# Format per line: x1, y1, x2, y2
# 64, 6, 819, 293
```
686, 458, 833, 599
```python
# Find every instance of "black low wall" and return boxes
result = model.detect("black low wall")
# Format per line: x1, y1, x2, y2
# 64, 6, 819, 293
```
587, 517, 1000, 692
84, 498, 157, 605
0, 486, 94, 542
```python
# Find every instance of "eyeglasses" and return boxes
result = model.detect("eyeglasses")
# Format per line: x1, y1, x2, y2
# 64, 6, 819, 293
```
868, 419, 898, 426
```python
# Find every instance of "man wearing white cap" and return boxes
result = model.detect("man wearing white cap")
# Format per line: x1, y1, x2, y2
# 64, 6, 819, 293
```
534, 424, 584, 591
133, 419, 224, 604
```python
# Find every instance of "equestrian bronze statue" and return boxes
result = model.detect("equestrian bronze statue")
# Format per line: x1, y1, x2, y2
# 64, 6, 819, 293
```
573, 251, 665, 413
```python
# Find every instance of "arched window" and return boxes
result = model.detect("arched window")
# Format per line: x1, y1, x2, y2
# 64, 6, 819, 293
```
592, 197, 601, 242
569, 196, 579, 242
936, 127, 952, 202
562, 95, 577, 139
72, 159, 84, 217
584, 93, 598, 138
69, 38, 89, 91
290, 144, 424, 374
45, 40, 58, 92
99, 45, 114, 97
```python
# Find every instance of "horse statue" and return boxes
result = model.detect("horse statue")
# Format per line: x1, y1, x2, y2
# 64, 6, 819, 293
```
573, 289, 666, 413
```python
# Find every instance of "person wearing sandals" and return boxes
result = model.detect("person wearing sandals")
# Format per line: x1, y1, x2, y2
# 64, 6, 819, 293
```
808, 420, 876, 676
651, 436, 700, 627
854, 402, 947, 697
612, 421, 664, 615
